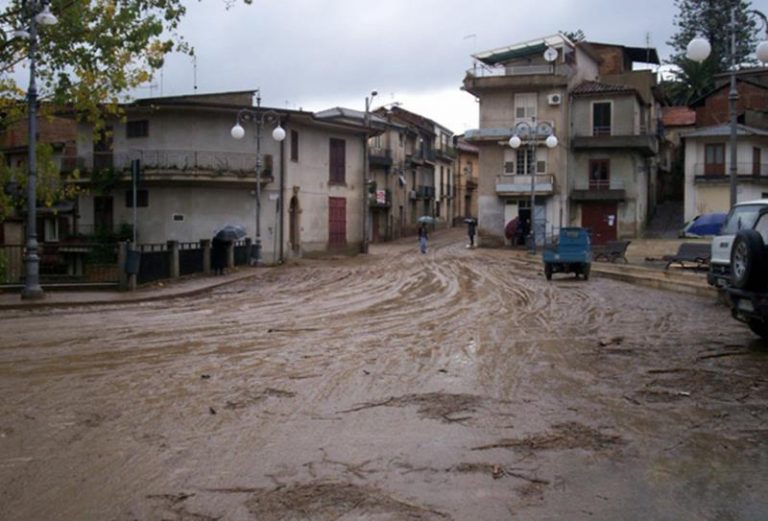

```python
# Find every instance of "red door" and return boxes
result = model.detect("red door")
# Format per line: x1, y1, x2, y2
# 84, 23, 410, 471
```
328, 197, 347, 248
582, 202, 617, 245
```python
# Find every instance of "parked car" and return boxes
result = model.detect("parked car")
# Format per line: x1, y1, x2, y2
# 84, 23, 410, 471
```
542, 227, 592, 280
707, 199, 768, 289
679, 212, 727, 238
726, 207, 768, 339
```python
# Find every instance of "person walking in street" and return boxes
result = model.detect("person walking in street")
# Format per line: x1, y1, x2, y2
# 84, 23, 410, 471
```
467, 219, 477, 248
418, 224, 429, 254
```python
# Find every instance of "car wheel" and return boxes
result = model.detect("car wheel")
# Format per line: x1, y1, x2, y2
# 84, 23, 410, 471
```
747, 319, 768, 340
731, 230, 767, 290
545, 264, 552, 281
582, 264, 590, 281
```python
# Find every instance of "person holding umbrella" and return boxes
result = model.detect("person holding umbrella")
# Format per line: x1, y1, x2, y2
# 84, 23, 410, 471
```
465, 218, 477, 248
418, 224, 429, 254
416, 215, 434, 254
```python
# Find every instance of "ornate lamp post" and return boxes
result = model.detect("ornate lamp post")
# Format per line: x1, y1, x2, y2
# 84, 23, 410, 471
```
362, 90, 377, 254
231, 92, 286, 266
686, 8, 768, 208
15, 0, 58, 300
508, 119, 558, 254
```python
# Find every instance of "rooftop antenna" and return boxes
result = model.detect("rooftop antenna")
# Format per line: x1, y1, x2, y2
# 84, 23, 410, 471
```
192, 55, 198, 91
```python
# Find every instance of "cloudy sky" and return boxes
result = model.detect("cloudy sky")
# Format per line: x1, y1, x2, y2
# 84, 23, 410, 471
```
141, 0, 682, 133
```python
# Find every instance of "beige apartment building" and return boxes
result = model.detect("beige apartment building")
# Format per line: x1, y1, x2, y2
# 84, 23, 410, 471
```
463, 33, 661, 246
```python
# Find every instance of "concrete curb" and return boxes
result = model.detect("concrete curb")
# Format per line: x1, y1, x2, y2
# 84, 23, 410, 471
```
0, 270, 261, 311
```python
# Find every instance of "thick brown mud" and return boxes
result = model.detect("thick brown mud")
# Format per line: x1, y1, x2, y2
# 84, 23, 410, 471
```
1, 229, 766, 520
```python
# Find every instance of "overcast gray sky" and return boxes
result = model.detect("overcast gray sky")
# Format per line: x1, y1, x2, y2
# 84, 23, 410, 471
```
141, 0, 681, 133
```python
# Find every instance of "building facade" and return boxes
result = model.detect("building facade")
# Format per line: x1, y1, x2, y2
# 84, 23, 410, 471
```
69, 91, 372, 262
463, 33, 661, 246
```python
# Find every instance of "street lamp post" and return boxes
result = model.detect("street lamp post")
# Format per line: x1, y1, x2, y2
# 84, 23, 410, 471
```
15, 0, 57, 300
362, 90, 377, 254
231, 92, 286, 266
686, 8, 768, 208
508, 119, 558, 255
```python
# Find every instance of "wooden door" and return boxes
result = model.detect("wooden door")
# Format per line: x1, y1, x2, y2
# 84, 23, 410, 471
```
328, 197, 346, 248
582, 202, 617, 245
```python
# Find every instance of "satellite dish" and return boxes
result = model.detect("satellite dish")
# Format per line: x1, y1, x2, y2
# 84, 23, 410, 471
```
543, 47, 558, 63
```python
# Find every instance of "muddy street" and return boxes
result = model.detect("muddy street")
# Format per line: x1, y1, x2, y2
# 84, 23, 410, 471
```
1, 229, 766, 520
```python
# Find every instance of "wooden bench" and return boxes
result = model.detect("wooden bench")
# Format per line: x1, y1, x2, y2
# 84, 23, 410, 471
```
663, 242, 711, 270
593, 240, 631, 263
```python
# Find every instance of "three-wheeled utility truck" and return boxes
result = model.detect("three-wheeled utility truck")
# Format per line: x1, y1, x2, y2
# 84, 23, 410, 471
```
542, 227, 592, 280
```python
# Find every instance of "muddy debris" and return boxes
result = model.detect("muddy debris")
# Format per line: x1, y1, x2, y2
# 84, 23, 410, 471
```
338, 392, 483, 423
245, 481, 450, 521
472, 422, 624, 452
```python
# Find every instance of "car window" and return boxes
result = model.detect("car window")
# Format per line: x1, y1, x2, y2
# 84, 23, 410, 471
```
755, 213, 768, 245
721, 205, 766, 234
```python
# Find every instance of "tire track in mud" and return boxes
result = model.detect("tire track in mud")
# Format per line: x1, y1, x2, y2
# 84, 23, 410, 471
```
1, 228, 764, 521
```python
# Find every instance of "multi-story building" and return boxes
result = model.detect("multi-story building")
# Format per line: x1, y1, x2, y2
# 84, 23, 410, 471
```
682, 68, 768, 221
367, 105, 456, 240
454, 135, 479, 221
463, 33, 661, 245
67, 91, 375, 261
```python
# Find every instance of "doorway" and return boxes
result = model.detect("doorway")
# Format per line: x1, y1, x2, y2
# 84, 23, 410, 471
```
582, 202, 617, 244
289, 195, 301, 254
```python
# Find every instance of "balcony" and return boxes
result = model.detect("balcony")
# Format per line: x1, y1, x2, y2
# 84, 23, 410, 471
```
465, 175, 479, 189
435, 146, 457, 161
693, 162, 768, 184
495, 174, 555, 196
415, 185, 435, 199
407, 148, 436, 165
369, 147, 393, 167
572, 129, 658, 156
63, 149, 276, 186
463, 63, 572, 94
570, 179, 626, 202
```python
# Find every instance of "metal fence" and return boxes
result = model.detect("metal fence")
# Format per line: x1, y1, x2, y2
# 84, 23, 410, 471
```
0, 242, 119, 286
1, 238, 255, 290
179, 242, 204, 276
137, 243, 171, 285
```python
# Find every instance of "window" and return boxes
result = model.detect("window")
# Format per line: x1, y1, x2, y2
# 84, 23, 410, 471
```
291, 130, 299, 162
125, 189, 149, 208
705, 144, 725, 176
592, 102, 611, 136
126, 120, 149, 139
589, 159, 610, 190
753, 147, 762, 176
44, 218, 59, 242
329, 138, 346, 184
516, 148, 535, 175
515, 93, 537, 120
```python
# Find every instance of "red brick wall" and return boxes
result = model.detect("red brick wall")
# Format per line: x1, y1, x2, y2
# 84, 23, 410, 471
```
695, 82, 768, 128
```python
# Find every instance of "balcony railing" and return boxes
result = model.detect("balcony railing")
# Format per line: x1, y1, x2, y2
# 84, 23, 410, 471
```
369, 147, 393, 167
574, 179, 626, 191
495, 174, 555, 195
693, 162, 768, 178
466, 63, 574, 79
62, 149, 271, 174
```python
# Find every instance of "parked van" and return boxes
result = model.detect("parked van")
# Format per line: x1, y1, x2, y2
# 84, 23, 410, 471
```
708, 199, 768, 289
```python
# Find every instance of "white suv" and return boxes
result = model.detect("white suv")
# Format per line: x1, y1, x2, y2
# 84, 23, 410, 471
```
708, 199, 768, 289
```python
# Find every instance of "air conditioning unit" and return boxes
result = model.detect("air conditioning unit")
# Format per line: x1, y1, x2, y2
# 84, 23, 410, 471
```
408, 190, 418, 200
547, 93, 562, 106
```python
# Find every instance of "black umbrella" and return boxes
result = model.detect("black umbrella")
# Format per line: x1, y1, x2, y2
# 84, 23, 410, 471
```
214, 224, 247, 241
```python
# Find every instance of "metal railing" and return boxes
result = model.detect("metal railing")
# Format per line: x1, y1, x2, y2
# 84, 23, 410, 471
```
466, 62, 574, 79
63, 149, 272, 174
0, 242, 119, 285
693, 162, 768, 177
573, 179, 626, 191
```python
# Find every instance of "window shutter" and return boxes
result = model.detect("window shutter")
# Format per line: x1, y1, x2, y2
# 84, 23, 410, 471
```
537, 160, 546, 173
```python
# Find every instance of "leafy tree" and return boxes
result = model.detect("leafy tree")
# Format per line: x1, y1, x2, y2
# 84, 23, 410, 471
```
561, 30, 586, 43
0, 145, 79, 222
1, 0, 195, 132
667, 0, 760, 103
